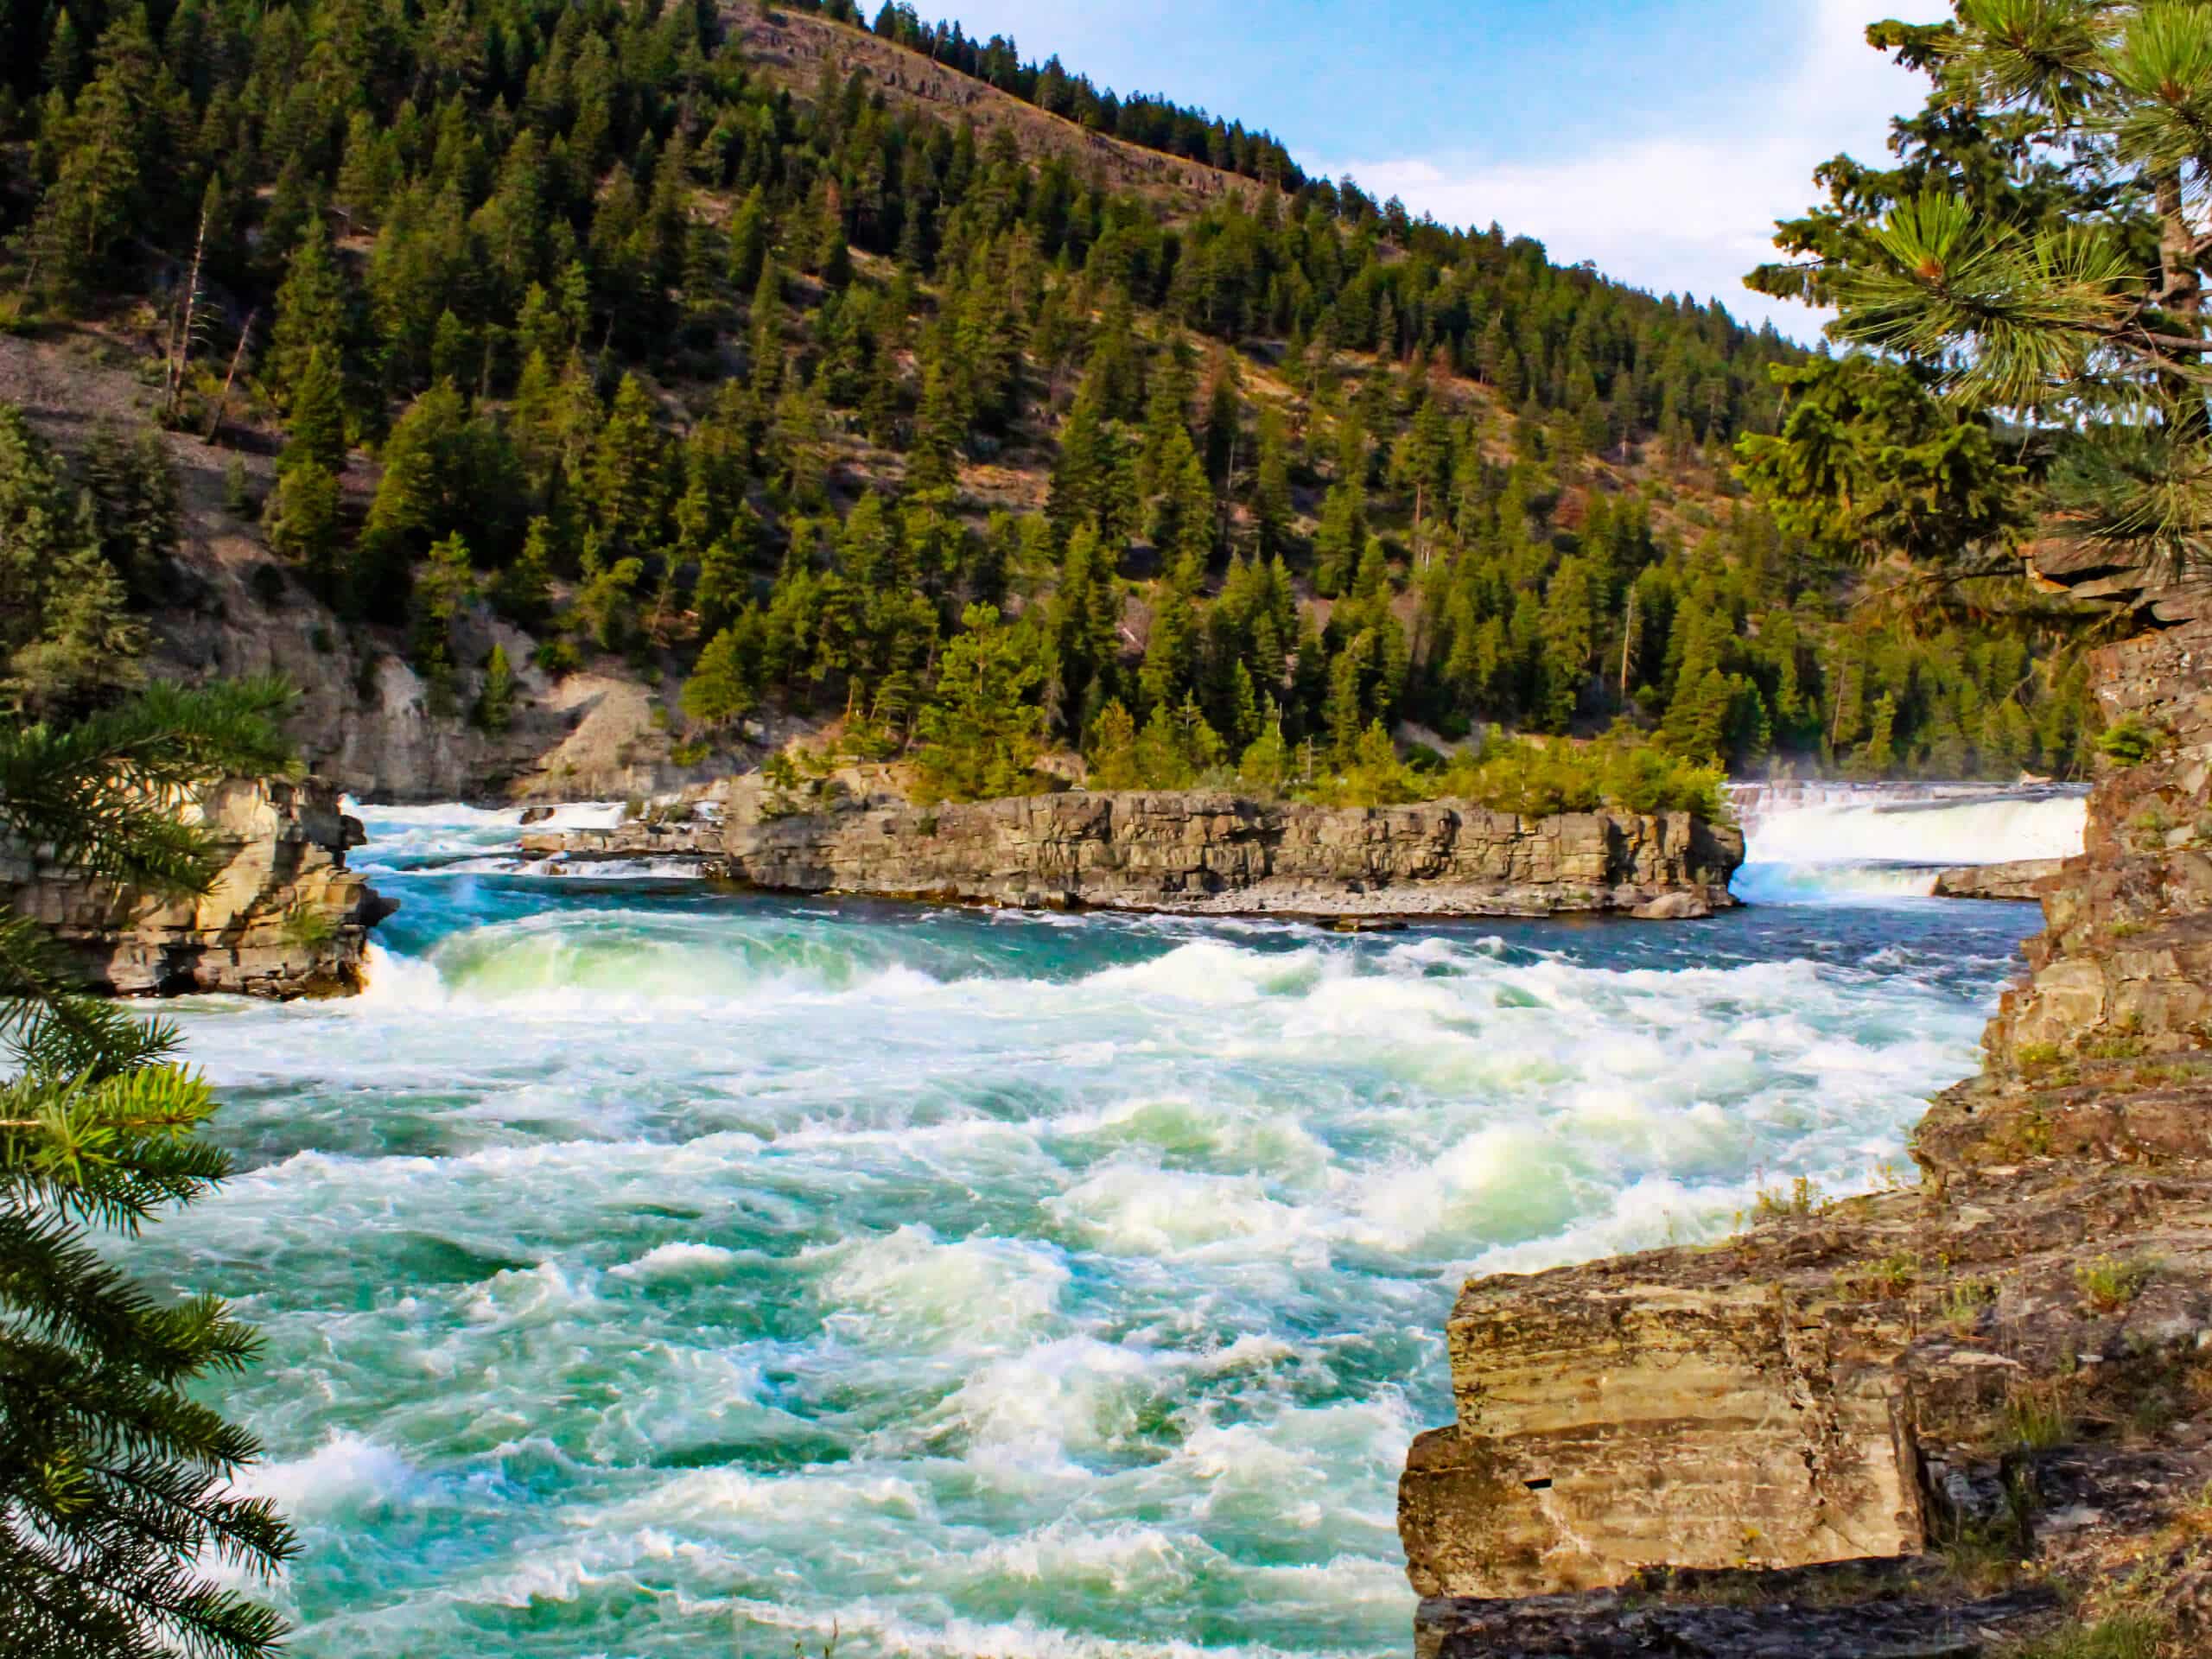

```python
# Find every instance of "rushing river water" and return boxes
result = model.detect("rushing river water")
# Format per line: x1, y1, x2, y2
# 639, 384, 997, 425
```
144, 791, 2081, 1658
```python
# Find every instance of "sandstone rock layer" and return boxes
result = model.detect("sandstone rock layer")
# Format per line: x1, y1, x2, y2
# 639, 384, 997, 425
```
1400, 565, 2212, 1655
3, 776, 393, 997
533, 790, 1744, 921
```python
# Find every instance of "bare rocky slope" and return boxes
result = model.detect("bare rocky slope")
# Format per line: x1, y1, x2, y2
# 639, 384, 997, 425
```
526, 779, 1745, 920
2, 776, 393, 997
1396, 556, 2212, 1656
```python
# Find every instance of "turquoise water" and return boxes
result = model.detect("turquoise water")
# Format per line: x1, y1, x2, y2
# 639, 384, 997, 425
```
142, 804, 2050, 1659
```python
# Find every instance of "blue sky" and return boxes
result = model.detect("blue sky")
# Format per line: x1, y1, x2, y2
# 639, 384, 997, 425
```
925, 0, 1951, 339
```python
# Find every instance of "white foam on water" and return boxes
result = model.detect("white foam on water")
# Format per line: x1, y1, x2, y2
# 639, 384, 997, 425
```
149, 851, 2043, 1658
938, 1337, 1171, 1479
234, 1432, 417, 1518
820, 1225, 1072, 1349
1046, 1165, 1317, 1261
608, 1241, 741, 1281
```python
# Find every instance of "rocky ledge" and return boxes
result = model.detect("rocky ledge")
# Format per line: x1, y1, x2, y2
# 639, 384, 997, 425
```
1400, 561, 2212, 1656
2, 776, 395, 997
526, 786, 1745, 921
1933, 857, 2072, 901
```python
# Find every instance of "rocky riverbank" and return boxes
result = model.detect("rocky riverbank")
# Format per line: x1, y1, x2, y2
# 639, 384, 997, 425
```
2, 776, 395, 998
1399, 558, 2212, 1656
524, 785, 1745, 921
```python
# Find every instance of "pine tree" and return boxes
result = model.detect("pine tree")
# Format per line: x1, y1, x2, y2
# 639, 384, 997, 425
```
727, 186, 770, 294
1312, 482, 1364, 597
0, 678, 302, 1659
590, 374, 666, 558
913, 603, 1046, 802
493, 516, 556, 628
264, 458, 343, 599
1537, 556, 1594, 733
1663, 668, 1736, 768
283, 345, 347, 477
1854, 691, 1898, 779
474, 641, 515, 733
1237, 707, 1289, 795
681, 627, 757, 728
1086, 699, 1141, 789
267, 216, 349, 412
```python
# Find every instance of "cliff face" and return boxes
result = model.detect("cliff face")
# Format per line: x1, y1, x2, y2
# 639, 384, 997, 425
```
531, 787, 1745, 920
1398, 567, 2212, 1657
2, 777, 394, 998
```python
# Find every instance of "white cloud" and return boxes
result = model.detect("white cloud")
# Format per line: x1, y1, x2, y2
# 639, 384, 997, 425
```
1311, 0, 1952, 340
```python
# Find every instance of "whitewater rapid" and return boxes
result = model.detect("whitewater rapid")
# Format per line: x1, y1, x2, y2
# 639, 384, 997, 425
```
141, 796, 2061, 1657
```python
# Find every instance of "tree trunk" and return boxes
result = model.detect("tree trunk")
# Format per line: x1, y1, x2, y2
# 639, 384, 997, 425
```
203, 311, 256, 446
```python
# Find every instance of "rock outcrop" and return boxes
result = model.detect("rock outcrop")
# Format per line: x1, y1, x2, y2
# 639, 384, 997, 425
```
528, 786, 1745, 921
1932, 857, 2071, 900
2, 776, 394, 997
1400, 560, 2212, 1655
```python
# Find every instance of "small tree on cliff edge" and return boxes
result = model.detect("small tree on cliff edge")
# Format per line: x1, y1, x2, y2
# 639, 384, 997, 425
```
1746, 3, 2212, 579
0, 677, 302, 1658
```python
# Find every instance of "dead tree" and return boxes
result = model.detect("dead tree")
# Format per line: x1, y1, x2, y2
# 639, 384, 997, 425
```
203, 310, 256, 447
162, 201, 213, 427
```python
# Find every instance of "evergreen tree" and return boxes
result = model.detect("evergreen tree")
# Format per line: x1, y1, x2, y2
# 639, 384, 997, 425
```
912, 603, 1047, 802
1312, 482, 1363, 597
0, 679, 302, 1659
267, 216, 349, 412
1252, 405, 1294, 559
283, 346, 348, 477
474, 642, 515, 733
681, 627, 757, 729
264, 459, 343, 599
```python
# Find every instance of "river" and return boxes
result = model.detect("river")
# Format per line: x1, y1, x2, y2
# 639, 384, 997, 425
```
143, 786, 2085, 1658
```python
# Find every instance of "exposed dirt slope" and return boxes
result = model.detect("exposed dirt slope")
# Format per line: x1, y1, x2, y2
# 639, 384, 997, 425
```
734, 8, 1272, 213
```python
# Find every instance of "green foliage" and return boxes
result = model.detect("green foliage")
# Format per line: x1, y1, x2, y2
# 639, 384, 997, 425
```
221, 458, 255, 518
1750, 1175, 1825, 1222
0, 0, 2101, 790
912, 604, 1048, 803
2000, 1382, 2075, 1452
280, 902, 336, 949
474, 643, 515, 734
0, 405, 154, 719
2098, 717, 2164, 768
1736, 356, 2024, 569
2005, 1612, 2170, 1659
1431, 734, 1730, 821
681, 628, 758, 730
1767, 2, 2212, 576
0, 679, 301, 1657
2075, 1255, 2156, 1313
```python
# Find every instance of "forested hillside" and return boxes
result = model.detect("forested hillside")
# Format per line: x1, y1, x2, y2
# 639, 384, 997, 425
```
0, 0, 2099, 797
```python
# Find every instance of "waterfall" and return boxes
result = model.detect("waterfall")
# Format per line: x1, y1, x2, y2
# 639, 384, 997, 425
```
1731, 782, 2088, 904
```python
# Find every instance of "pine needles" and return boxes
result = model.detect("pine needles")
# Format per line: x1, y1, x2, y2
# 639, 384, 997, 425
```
1, 681, 300, 1659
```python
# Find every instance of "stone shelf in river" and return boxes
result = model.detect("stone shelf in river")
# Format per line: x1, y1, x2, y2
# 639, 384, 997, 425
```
523, 786, 1745, 922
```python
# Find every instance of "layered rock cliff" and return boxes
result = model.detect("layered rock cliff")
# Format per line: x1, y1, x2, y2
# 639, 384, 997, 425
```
529, 785, 1745, 921
2, 777, 394, 997
1399, 563, 2212, 1656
